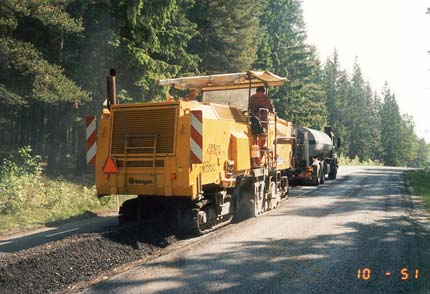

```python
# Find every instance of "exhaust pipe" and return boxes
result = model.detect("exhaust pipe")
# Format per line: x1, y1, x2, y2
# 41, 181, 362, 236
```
107, 68, 117, 108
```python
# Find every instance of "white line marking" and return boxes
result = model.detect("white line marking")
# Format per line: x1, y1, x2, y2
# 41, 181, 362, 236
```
0, 241, 13, 246
45, 228, 80, 238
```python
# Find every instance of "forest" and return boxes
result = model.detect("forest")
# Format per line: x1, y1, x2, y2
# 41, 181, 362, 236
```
1, 0, 429, 174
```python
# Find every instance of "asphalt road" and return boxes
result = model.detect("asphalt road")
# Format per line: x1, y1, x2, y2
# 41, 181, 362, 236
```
0, 212, 118, 254
81, 166, 430, 294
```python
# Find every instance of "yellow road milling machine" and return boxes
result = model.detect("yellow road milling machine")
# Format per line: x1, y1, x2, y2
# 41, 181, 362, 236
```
95, 70, 295, 235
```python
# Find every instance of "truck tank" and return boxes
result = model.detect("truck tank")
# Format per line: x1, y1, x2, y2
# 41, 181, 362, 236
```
296, 127, 333, 158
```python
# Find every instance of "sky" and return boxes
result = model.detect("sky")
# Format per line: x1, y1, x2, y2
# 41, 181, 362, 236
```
302, 0, 430, 142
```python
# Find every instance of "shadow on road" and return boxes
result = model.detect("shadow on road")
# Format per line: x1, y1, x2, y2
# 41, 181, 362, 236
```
89, 168, 430, 294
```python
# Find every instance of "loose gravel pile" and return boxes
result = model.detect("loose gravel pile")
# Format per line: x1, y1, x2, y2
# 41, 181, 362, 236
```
0, 223, 177, 294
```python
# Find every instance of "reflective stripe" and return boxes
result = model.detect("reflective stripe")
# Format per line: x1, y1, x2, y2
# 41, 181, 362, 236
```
190, 110, 203, 164
86, 117, 96, 140
86, 142, 97, 164
190, 114, 202, 135
190, 138, 203, 163
86, 116, 97, 165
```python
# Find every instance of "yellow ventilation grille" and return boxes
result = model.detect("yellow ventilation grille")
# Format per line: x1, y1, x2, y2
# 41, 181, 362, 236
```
111, 106, 177, 155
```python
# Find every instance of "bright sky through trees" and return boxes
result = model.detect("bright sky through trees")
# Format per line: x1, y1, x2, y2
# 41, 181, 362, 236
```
303, 0, 430, 142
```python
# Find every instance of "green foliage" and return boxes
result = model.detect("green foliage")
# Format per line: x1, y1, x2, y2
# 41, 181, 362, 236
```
323, 52, 428, 167
113, 0, 200, 100
256, 0, 327, 129
0, 0, 89, 104
337, 154, 383, 167
380, 85, 402, 166
0, 147, 108, 233
406, 169, 430, 209
0, 37, 90, 103
0, 0, 83, 34
344, 61, 380, 162
188, 0, 258, 73
322, 51, 350, 155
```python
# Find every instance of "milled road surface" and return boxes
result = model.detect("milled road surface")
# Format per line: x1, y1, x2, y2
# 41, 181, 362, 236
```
0, 212, 118, 254
81, 166, 430, 294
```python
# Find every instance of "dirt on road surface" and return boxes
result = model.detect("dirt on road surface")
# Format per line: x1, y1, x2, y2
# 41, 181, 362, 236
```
80, 166, 430, 294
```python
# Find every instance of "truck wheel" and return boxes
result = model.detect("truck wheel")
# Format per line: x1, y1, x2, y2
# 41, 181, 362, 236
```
241, 197, 257, 219
311, 176, 319, 186
319, 163, 325, 184
280, 176, 289, 199
328, 167, 337, 180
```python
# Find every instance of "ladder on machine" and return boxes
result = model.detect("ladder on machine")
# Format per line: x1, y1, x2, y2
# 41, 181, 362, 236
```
124, 134, 158, 192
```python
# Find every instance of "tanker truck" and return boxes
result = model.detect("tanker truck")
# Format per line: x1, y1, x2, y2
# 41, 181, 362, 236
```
289, 126, 339, 185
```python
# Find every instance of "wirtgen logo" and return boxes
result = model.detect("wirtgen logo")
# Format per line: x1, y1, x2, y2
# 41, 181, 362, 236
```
128, 177, 153, 185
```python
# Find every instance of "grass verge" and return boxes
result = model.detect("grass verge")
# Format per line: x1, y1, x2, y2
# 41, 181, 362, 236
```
337, 154, 383, 166
0, 175, 116, 235
405, 169, 430, 209
0, 147, 116, 235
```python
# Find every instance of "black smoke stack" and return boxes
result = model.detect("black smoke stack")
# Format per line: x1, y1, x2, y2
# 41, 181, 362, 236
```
107, 68, 117, 109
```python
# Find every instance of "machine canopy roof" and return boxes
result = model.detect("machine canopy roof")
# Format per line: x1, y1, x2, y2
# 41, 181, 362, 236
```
157, 71, 286, 91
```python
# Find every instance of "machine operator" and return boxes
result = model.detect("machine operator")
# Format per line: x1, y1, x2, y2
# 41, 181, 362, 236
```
249, 86, 274, 149
249, 86, 273, 119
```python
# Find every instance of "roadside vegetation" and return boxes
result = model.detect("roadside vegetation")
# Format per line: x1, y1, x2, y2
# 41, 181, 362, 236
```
0, 147, 113, 235
337, 154, 383, 166
405, 168, 430, 209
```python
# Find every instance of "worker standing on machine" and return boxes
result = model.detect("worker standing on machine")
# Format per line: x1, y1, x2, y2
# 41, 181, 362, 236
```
249, 86, 273, 149
185, 88, 198, 101
249, 86, 273, 118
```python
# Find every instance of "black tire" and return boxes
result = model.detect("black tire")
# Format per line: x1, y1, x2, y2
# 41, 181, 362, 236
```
280, 176, 289, 199
237, 186, 258, 221
320, 172, 325, 184
311, 176, 319, 186
328, 167, 337, 180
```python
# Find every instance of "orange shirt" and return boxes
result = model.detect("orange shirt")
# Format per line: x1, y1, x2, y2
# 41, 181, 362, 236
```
249, 93, 273, 117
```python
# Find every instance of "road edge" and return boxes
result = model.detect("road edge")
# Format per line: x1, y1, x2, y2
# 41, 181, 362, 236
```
403, 171, 430, 232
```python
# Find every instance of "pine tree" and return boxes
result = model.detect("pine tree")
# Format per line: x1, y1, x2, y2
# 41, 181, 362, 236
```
256, 0, 327, 129
187, 0, 259, 73
0, 0, 91, 172
346, 60, 364, 159
322, 50, 350, 155
414, 138, 430, 167
364, 83, 382, 161
367, 88, 382, 161
112, 0, 200, 100
399, 114, 419, 166
0, 0, 89, 105
380, 84, 402, 166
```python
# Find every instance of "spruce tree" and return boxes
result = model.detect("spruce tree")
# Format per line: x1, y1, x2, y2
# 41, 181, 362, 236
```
256, 0, 327, 129
111, 0, 200, 100
187, 0, 259, 73
322, 50, 350, 155
380, 84, 402, 166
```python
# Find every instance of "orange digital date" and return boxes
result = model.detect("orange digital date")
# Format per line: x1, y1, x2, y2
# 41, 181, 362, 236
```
357, 268, 420, 280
